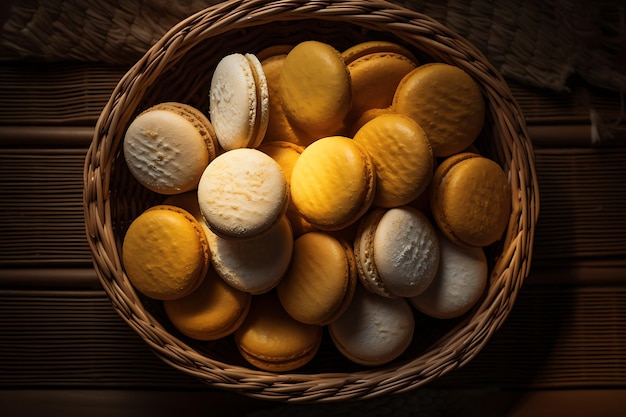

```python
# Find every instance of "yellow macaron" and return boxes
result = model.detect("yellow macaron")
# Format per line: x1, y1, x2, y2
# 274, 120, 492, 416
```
163, 265, 251, 341
234, 291, 323, 372
392, 62, 485, 157
290, 136, 376, 231
353, 113, 434, 208
430, 152, 511, 247
279, 40, 352, 139
342, 41, 418, 125
277, 232, 357, 326
122, 205, 209, 301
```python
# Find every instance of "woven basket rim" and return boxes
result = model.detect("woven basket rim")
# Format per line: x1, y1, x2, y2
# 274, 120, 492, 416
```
83, 0, 539, 403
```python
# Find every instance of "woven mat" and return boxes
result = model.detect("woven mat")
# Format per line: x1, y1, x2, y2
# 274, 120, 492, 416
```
1, 0, 625, 93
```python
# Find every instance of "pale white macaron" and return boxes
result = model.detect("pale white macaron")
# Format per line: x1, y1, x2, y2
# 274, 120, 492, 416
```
354, 206, 440, 298
123, 102, 218, 195
209, 53, 269, 150
197, 148, 289, 239
409, 232, 488, 319
329, 284, 414, 367
206, 215, 294, 294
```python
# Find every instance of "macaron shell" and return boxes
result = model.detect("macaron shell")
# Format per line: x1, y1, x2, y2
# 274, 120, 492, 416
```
341, 40, 418, 65
353, 208, 391, 298
206, 215, 294, 294
163, 191, 210, 237
409, 232, 487, 319
329, 284, 414, 367
235, 291, 323, 372
392, 62, 485, 157
372, 206, 440, 297
258, 141, 317, 236
209, 53, 269, 150
353, 113, 433, 208
279, 40, 352, 139
163, 266, 251, 341
123, 107, 212, 195
261, 54, 316, 146
290, 136, 376, 231
197, 148, 289, 239
277, 232, 357, 326
346, 52, 417, 124
430, 152, 511, 247
122, 205, 209, 301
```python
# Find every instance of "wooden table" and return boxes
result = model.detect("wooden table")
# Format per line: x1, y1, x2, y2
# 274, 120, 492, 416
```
1, 62, 625, 416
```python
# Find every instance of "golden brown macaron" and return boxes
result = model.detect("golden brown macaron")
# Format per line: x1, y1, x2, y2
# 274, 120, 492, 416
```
163, 191, 210, 237
290, 136, 376, 231
343, 41, 418, 125
234, 291, 323, 372
392, 62, 485, 157
122, 205, 209, 301
353, 113, 433, 208
277, 232, 357, 326
430, 152, 511, 247
279, 40, 352, 139
258, 141, 317, 237
163, 265, 251, 341
260, 52, 317, 146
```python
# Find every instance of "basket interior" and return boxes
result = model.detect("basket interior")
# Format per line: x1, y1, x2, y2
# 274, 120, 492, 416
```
91, 5, 534, 396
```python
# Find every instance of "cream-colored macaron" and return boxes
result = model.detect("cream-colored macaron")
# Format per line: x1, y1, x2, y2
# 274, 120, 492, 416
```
206, 215, 294, 295
122, 205, 209, 301
209, 53, 269, 150
163, 265, 251, 341
258, 141, 317, 237
277, 232, 357, 326
279, 40, 352, 139
235, 291, 323, 372
123, 102, 218, 195
409, 232, 488, 319
353, 113, 434, 208
392, 62, 485, 157
430, 152, 511, 247
290, 136, 376, 231
354, 206, 440, 298
197, 148, 289, 239
329, 284, 414, 367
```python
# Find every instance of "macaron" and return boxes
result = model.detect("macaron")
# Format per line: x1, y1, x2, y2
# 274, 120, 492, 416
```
354, 206, 440, 298
234, 291, 323, 372
277, 232, 357, 326
279, 40, 352, 139
122, 205, 209, 301
392, 62, 485, 157
342, 41, 418, 125
290, 136, 376, 231
353, 113, 434, 208
206, 215, 294, 295
197, 148, 289, 239
209, 53, 269, 150
258, 141, 317, 237
123, 102, 218, 195
430, 152, 511, 247
162, 191, 210, 237
260, 52, 316, 146
329, 284, 414, 367
163, 265, 251, 341
409, 232, 488, 319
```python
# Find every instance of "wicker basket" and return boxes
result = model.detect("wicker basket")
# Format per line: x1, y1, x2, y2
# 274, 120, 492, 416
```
83, 0, 539, 402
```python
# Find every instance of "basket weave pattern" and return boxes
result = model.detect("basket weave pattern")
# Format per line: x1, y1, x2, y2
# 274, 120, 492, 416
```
84, 0, 539, 402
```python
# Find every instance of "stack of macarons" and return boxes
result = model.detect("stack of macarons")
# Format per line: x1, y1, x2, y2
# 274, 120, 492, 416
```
119, 38, 511, 371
